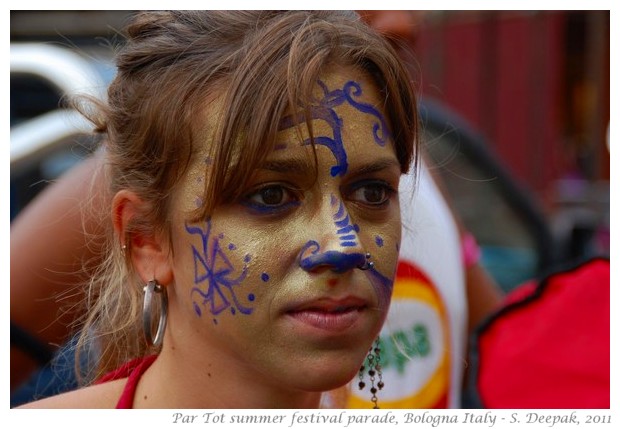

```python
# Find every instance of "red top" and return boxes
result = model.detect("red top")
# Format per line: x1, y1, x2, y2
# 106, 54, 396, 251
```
475, 258, 610, 408
97, 354, 158, 409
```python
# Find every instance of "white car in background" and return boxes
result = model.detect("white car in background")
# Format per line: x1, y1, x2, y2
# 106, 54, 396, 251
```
10, 43, 109, 219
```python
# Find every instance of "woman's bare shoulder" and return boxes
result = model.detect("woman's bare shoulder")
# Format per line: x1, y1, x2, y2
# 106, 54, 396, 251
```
17, 378, 127, 409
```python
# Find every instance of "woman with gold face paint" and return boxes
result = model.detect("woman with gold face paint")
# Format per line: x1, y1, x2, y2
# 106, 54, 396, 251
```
19, 11, 417, 409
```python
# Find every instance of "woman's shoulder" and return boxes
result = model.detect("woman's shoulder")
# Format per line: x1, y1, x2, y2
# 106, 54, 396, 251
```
18, 378, 127, 409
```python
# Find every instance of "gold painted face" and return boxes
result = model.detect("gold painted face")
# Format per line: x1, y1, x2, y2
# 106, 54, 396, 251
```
168, 67, 402, 394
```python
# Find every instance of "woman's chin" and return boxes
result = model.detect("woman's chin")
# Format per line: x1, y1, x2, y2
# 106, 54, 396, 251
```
278, 355, 363, 393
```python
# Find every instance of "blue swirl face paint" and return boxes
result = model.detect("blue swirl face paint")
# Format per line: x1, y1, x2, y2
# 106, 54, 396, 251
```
331, 194, 360, 247
298, 240, 394, 311
299, 240, 366, 274
337, 80, 391, 147
185, 220, 254, 319
279, 79, 392, 177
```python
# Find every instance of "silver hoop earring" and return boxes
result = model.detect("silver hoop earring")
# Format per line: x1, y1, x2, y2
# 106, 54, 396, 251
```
143, 280, 168, 347
357, 253, 374, 271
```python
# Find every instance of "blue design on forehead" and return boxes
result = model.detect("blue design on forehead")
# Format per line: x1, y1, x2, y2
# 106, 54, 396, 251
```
278, 79, 392, 177
338, 81, 391, 147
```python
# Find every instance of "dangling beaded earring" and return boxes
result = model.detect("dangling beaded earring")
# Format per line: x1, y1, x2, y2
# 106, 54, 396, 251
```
358, 337, 384, 409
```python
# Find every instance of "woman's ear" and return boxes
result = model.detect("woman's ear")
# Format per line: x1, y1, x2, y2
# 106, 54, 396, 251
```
112, 190, 173, 286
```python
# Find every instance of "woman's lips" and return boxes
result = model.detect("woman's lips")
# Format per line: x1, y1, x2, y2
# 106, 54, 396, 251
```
285, 297, 368, 332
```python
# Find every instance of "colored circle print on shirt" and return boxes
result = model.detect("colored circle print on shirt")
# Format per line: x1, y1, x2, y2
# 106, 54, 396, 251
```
347, 260, 451, 408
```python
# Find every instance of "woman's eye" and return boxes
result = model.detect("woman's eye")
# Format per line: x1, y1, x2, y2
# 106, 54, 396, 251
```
243, 185, 300, 213
256, 187, 284, 205
349, 182, 394, 206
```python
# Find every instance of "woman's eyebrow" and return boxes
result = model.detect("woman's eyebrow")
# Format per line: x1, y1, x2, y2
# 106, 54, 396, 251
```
259, 158, 314, 174
259, 157, 399, 176
347, 158, 401, 177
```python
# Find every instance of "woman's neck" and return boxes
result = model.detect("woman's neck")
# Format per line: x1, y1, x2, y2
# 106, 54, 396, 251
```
131, 340, 323, 409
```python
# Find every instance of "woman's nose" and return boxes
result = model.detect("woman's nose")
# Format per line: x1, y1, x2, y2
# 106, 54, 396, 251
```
299, 241, 368, 273
298, 195, 369, 273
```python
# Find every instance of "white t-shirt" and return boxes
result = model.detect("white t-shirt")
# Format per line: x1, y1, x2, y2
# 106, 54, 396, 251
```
345, 161, 467, 408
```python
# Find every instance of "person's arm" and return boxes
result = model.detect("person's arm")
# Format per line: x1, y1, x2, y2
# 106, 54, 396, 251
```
10, 151, 106, 390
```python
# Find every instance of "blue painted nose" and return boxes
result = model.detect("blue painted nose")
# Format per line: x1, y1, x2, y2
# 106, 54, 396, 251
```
299, 240, 366, 273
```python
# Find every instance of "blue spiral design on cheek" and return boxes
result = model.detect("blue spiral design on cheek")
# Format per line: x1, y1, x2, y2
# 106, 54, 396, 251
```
185, 220, 254, 319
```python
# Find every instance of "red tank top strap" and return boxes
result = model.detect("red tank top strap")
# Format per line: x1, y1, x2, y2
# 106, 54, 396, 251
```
97, 354, 158, 409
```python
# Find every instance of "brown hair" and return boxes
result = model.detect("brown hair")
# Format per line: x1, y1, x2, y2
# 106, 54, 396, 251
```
78, 10, 418, 382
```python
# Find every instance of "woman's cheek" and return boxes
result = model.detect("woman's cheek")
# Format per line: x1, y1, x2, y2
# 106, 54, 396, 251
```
364, 213, 401, 310
181, 219, 258, 325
